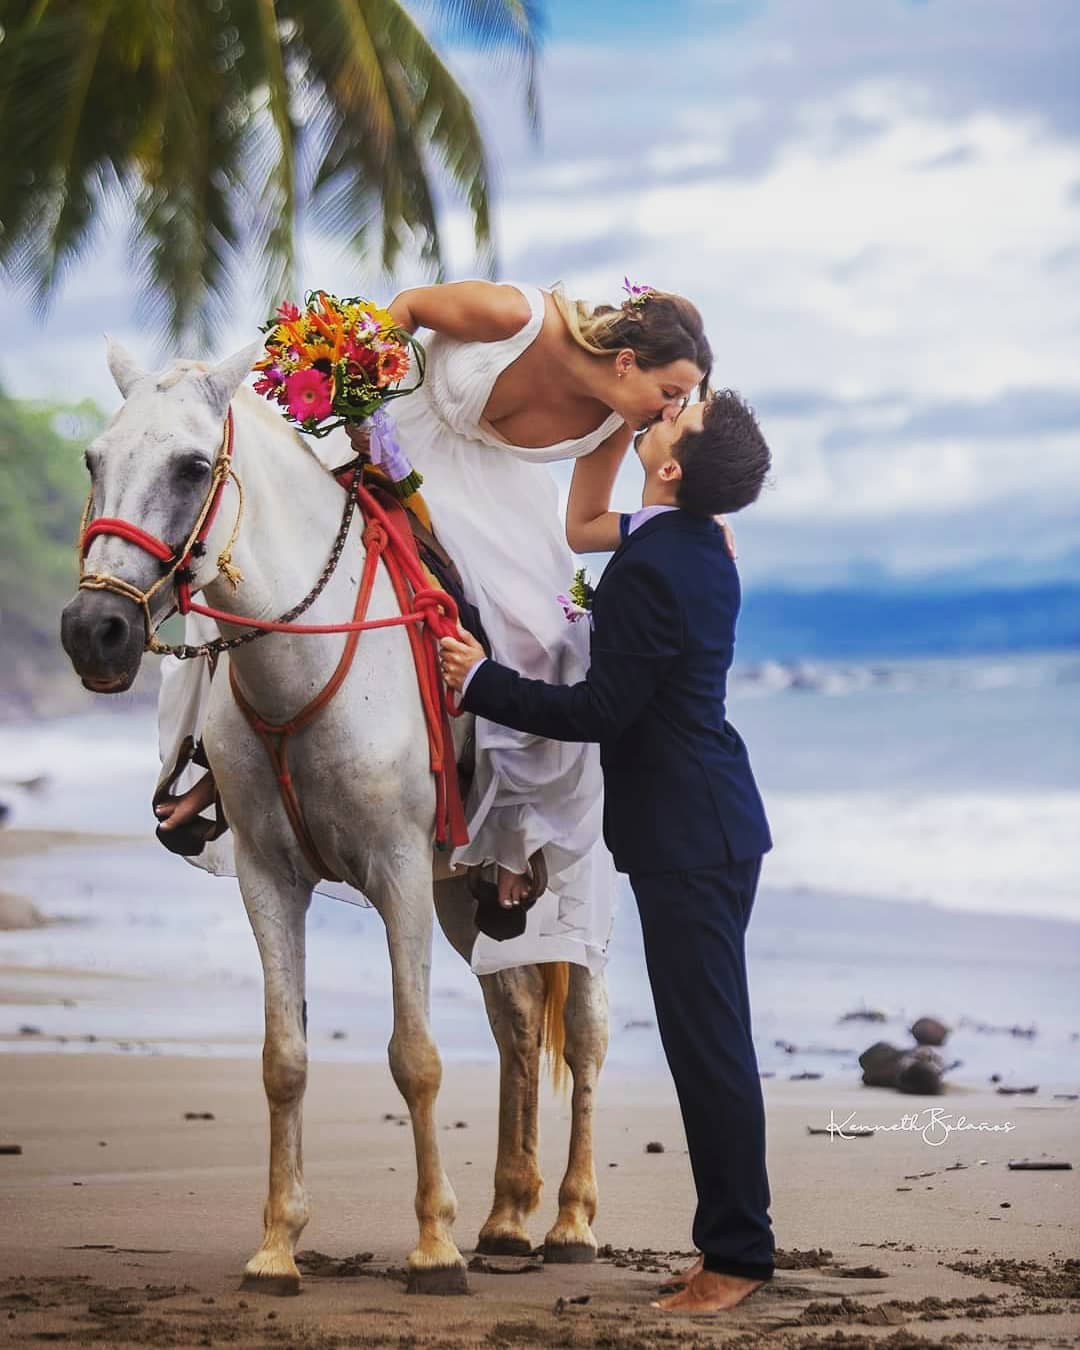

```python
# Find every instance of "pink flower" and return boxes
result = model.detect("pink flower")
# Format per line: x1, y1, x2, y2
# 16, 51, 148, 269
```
276, 300, 302, 321
253, 366, 285, 397
285, 368, 333, 423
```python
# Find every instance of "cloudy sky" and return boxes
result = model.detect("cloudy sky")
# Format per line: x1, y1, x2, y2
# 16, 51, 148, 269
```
2, 0, 1078, 590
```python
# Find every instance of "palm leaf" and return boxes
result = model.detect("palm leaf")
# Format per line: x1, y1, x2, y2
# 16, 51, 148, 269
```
130, 2, 247, 346
424, 0, 543, 130
303, 0, 497, 274
0, 0, 543, 344
230, 0, 298, 310
0, 0, 175, 303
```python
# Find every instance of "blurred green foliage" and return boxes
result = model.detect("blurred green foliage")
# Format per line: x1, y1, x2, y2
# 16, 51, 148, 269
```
0, 393, 105, 701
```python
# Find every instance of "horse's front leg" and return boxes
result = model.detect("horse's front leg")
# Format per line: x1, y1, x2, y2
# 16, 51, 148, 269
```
236, 851, 312, 1295
544, 963, 609, 1263
373, 854, 467, 1294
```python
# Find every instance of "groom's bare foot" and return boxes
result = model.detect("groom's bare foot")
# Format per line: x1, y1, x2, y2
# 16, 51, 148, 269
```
652, 1270, 766, 1313
156, 772, 216, 831
665, 1254, 703, 1288
496, 864, 531, 909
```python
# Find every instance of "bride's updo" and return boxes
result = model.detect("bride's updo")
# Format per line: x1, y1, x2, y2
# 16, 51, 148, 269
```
551, 284, 712, 397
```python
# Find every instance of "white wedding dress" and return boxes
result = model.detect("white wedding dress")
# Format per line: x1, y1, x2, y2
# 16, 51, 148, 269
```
158, 283, 618, 976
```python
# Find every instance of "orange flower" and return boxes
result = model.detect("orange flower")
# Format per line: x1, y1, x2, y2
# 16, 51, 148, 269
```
377, 345, 410, 386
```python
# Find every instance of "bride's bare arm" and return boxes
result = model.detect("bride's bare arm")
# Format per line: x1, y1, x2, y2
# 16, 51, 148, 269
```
389, 282, 532, 341
565, 425, 635, 554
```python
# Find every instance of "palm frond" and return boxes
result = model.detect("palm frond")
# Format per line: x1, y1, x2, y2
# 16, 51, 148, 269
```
425, 0, 543, 131
130, 2, 246, 348
304, 0, 497, 276
230, 0, 298, 310
0, 0, 173, 302
0, 0, 544, 341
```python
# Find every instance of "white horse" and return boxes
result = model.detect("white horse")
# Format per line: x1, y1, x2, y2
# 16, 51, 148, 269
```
60, 342, 609, 1295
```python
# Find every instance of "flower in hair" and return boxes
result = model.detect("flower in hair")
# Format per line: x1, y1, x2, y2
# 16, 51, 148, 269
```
622, 276, 654, 308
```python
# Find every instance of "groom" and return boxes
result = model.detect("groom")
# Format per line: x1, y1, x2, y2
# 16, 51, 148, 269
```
440, 390, 775, 1313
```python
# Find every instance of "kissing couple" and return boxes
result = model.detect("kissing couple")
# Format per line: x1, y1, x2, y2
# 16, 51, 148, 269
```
159, 277, 775, 1312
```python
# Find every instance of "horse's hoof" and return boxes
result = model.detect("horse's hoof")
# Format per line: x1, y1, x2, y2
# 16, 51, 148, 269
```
476, 1233, 533, 1256
543, 1241, 597, 1265
239, 1271, 302, 1297
406, 1263, 470, 1296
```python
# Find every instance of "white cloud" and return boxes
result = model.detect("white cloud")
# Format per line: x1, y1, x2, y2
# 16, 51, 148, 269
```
2, 1, 1078, 588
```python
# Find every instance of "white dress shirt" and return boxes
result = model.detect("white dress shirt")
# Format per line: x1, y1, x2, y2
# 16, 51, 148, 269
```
459, 505, 680, 695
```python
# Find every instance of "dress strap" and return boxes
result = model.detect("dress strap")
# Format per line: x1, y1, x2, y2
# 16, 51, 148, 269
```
423, 282, 545, 438
499, 283, 546, 352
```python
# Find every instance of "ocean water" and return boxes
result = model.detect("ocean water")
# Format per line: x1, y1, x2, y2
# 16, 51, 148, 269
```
2, 650, 1078, 1090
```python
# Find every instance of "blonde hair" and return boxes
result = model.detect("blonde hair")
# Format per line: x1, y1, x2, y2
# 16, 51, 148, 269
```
550, 283, 712, 396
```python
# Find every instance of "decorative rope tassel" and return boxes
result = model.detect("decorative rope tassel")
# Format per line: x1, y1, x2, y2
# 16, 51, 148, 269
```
216, 469, 245, 588
217, 552, 244, 589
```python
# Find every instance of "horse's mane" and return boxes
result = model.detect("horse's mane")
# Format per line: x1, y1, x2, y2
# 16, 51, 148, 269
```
158, 359, 331, 473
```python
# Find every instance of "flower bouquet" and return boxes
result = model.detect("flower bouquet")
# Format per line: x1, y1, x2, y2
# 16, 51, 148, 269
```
253, 290, 426, 497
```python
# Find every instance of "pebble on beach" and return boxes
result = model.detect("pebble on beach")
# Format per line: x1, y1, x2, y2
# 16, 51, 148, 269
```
910, 1016, 949, 1046
859, 1041, 946, 1094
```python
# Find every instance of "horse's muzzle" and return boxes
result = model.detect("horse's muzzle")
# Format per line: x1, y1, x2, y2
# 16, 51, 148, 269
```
60, 590, 145, 692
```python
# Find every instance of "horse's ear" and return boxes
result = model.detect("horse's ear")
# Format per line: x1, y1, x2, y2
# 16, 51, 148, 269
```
105, 334, 147, 399
202, 341, 263, 417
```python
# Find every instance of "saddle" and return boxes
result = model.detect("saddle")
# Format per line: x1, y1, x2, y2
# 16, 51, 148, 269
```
351, 461, 491, 660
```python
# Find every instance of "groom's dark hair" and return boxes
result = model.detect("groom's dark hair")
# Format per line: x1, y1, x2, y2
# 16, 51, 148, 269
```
672, 390, 771, 516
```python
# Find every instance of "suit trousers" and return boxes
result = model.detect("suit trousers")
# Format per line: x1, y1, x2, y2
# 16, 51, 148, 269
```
629, 859, 775, 1280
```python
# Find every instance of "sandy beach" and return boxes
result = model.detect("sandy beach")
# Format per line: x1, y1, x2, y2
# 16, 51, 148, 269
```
2, 668, 1078, 1345
1, 1051, 1077, 1348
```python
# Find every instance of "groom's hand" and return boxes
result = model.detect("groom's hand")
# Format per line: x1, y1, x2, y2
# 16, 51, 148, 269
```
439, 630, 486, 691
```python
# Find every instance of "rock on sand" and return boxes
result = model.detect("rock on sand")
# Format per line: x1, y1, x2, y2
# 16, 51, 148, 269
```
0, 890, 48, 930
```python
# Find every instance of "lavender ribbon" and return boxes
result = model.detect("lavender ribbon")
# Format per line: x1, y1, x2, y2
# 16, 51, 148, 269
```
368, 407, 414, 482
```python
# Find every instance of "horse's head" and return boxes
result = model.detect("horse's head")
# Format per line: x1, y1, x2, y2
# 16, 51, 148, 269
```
61, 338, 260, 692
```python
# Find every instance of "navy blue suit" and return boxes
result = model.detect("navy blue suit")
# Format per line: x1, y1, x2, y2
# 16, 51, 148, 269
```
463, 509, 775, 1280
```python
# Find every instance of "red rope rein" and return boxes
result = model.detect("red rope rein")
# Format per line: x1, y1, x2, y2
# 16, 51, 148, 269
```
77, 409, 470, 861
221, 483, 469, 858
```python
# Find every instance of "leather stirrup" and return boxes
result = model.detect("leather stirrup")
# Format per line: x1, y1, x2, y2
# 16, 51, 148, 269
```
467, 848, 548, 942
151, 735, 229, 857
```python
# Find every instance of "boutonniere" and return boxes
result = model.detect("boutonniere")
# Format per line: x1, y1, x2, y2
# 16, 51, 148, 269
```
557, 567, 595, 624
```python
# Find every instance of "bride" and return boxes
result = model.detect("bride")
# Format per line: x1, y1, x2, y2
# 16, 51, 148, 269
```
156, 279, 714, 975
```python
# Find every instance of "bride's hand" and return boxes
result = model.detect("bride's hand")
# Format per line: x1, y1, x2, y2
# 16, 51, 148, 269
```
715, 517, 737, 560
346, 423, 371, 455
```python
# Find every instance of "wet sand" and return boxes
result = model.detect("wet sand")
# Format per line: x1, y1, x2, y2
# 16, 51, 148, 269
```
1, 1052, 1076, 1348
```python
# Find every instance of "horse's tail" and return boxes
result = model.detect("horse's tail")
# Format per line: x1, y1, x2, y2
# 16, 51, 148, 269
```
540, 961, 571, 1093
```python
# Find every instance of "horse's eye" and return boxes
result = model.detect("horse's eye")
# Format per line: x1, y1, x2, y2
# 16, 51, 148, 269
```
177, 456, 212, 483
83, 450, 96, 476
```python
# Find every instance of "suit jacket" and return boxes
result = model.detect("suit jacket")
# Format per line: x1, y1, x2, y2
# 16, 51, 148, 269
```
462, 509, 772, 876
